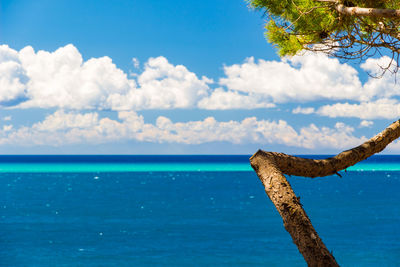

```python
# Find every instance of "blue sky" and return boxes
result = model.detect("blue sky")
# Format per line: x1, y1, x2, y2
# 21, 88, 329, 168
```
1, 0, 400, 154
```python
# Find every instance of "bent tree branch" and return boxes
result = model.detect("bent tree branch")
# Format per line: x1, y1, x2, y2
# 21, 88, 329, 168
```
250, 119, 400, 266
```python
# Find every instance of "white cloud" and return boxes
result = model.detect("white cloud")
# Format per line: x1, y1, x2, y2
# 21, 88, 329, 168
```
16, 44, 134, 110
0, 45, 213, 111
0, 110, 366, 150
359, 120, 374, 128
313, 57, 400, 120
197, 88, 275, 109
317, 99, 400, 119
2, 44, 400, 115
33, 110, 99, 131
386, 140, 400, 152
110, 56, 212, 110
210, 53, 400, 116
298, 122, 365, 150
218, 54, 363, 103
292, 106, 315, 114
361, 56, 397, 77
0, 45, 28, 105
360, 56, 400, 100
132, 58, 140, 69
3, 116, 12, 121
2, 125, 13, 132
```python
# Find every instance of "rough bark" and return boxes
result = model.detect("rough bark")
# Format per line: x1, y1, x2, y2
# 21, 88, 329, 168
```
250, 119, 400, 266
314, 0, 400, 18
250, 155, 339, 266
335, 4, 400, 18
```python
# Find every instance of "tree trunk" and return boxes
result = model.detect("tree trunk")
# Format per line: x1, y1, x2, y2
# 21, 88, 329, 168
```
250, 119, 400, 266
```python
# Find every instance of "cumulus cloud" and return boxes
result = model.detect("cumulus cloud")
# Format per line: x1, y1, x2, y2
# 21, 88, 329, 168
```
14, 44, 134, 110
2, 44, 400, 115
298, 122, 364, 150
0, 44, 213, 111
207, 53, 400, 117
33, 110, 99, 131
386, 140, 400, 152
110, 56, 212, 110
132, 58, 140, 69
197, 88, 275, 109
305, 57, 400, 120
217, 54, 363, 103
0, 45, 28, 105
292, 106, 315, 114
317, 99, 400, 119
0, 110, 366, 150
360, 56, 400, 100
359, 120, 374, 128
2, 125, 13, 132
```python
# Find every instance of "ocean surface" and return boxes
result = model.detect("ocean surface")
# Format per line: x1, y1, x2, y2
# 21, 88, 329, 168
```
1, 155, 399, 266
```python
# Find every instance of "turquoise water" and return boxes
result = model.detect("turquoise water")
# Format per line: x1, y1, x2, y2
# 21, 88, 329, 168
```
0, 162, 252, 172
1, 155, 399, 266
0, 158, 399, 172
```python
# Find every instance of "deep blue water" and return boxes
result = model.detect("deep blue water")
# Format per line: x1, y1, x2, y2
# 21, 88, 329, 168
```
1, 155, 400, 266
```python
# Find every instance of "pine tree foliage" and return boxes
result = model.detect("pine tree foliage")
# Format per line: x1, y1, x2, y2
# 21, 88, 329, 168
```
248, 0, 400, 67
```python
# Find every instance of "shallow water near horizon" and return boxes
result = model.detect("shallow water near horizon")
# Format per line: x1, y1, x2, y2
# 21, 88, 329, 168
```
1, 155, 399, 266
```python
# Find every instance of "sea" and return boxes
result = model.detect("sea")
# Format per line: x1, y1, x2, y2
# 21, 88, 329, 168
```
1, 155, 399, 267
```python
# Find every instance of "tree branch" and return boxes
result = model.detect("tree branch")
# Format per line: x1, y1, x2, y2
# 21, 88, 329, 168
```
250, 155, 339, 266
250, 119, 400, 266
313, 0, 400, 18
336, 4, 400, 18
251, 119, 400, 178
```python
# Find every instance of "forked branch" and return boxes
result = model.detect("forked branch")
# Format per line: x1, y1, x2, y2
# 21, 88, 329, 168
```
250, 119, 400, 266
